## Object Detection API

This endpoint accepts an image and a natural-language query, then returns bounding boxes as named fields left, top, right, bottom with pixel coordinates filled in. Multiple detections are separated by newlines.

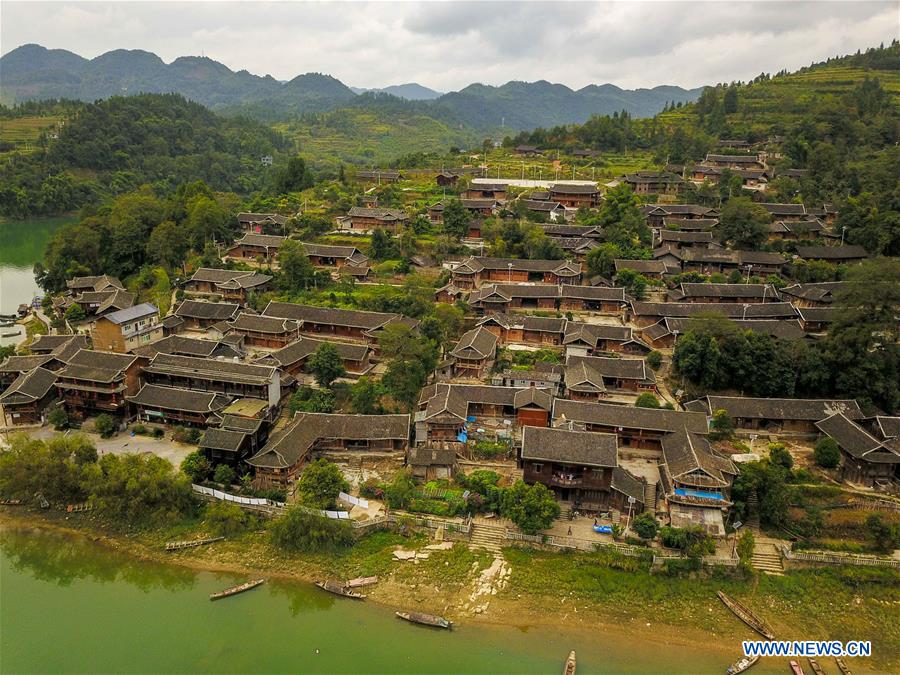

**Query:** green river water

left=0, top=216, right=72, bottom=316
left=0, top=524, right=799, bottom=675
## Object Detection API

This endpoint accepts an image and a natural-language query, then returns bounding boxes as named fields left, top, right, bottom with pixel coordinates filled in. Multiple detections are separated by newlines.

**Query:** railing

left=505, top=530, right=651, bottom=557
left=782, top=544, right=900, bottom=569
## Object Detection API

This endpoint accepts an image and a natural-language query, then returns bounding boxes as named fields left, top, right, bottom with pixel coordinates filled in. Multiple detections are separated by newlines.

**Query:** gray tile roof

left=521, top=426, right=617, bottom=467
left=0, top=367, right=57, bottom=404
left=553, top=399, right=708, bottom=433
left=700, top=396, right=864, bottom=421
left=127, top=384, right=232, bottom=414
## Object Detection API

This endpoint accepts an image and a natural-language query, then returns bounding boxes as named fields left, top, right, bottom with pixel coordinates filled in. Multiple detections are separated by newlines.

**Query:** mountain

left=350, top=83, right=443, bottom=100
left=0, top=44, right=698, bottom=131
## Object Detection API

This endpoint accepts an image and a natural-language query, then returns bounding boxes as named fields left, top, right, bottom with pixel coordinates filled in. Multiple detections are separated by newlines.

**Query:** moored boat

left=395, top=611, right=452, bottom=629
left=726, top=654, right=759, bottom=674
left=563, top=650, right=576, bottom=675
left=834, top=658, right=851, bottom=675
left=789, top=660, right=806, bottom=675
left=315, top=580, right=366, bottom=599
left=807, top=659, right=826, bottom=675
left=717, top=591, right=776, bottom=640
left=209, top=578, right=265, bottom=601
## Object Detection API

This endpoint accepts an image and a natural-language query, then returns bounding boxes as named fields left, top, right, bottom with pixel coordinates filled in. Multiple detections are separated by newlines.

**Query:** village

left=2, top=140, right=898, bottom=593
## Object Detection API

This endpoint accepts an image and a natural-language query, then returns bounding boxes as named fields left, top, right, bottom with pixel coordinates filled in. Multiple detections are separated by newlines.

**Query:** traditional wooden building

left=641, top=204, right=718, bottom=228
left=183, top=268, right=272, bottom=304
left=795, top=245, right=868, bottom=264
left=345, top=207, right=409, bottom=234
left=815, top=413, right=900, bottom=488
left=779, top=282, right=845, bottom=308
left=477, top=314, right=567, bottom=346
left=627, top=300, right=798, bottom=328
left=685, top=396, right=864, bottom=435
left=621, top=171, right=684, bottom=195
left=759, top=203, right=809, bottom=221
left=236, top=212, right=288, bottom=234
left=301, top=243, right=369, bottom=269
left=226, top=313, right=301, bottom=349
left=639, top=317, right=806, bottom=349
left=464, top=183, right=508, bottom=200
left=467, top=285, right=560, bottom=313
left=55, top=349, right=142, bottom=420
left=613, top=258, right=670, bottom=280
left=0, top=367, right=58, bottom=427
left=656, top=248, right=785, bottom=275
left=702, top=153, right=765, bottom=170
left=408, top=447, right=458, bottom=481
left=173, top=300, right=241, bottom=330
left=558, top=285, right=627, bottom=314
left=562, top=323, right=651, bottom=357
left=656, top=230, right=714, bottom=249
left=247, top=412, right=409, bottom=487
left=765, top=219, right=824, bottom=242
left=131, top=334, right=243, bottom=360
left=447, top=327, right=498, bottom=379
left=262, top=302, right=416, bottom=350
left=255, top=337, right=372, bottom=377
left=90, top=303, right=163, bottom=353
left=520, top=199, right=567, bottom=222
left=451, top=256, right=581, bottom=289
left=564, top=356, right=657, bottom=400
left=548, top=183, right=600, bottom=209
left=552, top=399, right=708, bottom=451
left=491, top=363, right=564, bottom=394
left=356, top=170, right=402, bottom=184
left=200, top=414, right=269, bottom=468
left=223, top=233, right=286, bottom=263
left=667, top=283, right=781, bottom=304
left=142, top=353, right=282, bottom=410
left=128, top=384, right=232, bottom=427
left=797, top=307, right=840, bottom=333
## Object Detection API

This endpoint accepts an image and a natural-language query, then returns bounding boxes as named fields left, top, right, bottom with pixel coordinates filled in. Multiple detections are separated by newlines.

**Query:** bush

left=768, top=442, right=794, bottom=470
left=646, top=351, right=662, bottom=370
left=47, top=407, right=69, bottom=431
left=708, top=409, right=734, bottom=441
left=865, top=513, right=899, bottom=553
left=296, top=459, right=348, bottom=510
left=172, top=426, right=202, bottom=444
left=659, top=525, right=715, bottom=558
left=131, top=423, right=149, bottom=435
left=205, top=500, right=255, bottom=536
left=813, top=437, right=841, bottom=469
left=631, top=512, right=659, bottom=540
left=383, top=469, right=416, bottom=509
left=152, top=427, right=164, bottom=439
left=472, top=439, right=509, bottom=459
left=94, top=414, right=117, bottom=438
left=736, top=529, right=755, bottom=565
left=360, top=477, right=383, bottom=499
left=213, top=464, right=237, bottom=486
left=635, top=393, right=660, bottom=409
left=180, top=450, right=212, bottom=483
left=270, top=506, right=353, bottom=553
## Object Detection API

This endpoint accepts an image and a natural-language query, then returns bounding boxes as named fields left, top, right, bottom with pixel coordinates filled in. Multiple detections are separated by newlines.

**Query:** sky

left=2, top=1, right=897, bottom=92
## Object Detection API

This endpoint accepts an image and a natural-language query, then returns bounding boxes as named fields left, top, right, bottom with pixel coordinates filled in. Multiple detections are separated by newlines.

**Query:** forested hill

left=0, top=44, right=700, bottom=131
left=0, top=93, right=287, bottom=217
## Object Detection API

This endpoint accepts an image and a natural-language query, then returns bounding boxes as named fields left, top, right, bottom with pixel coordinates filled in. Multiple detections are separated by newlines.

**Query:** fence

left=782, top=545, right=900, bottom=569
left=192, top=485, right=350, bottom=520
left=505, top=531, right=652, bottom=558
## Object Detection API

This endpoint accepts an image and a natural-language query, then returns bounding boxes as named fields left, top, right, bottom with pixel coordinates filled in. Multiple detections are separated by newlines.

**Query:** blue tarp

left=466, top=416, right=477, bottom=423
left=593, top=525, right=613, bottom=534
left=675, top=488, right=725, bottom=500
left=457, top=432, right=468, bottom=442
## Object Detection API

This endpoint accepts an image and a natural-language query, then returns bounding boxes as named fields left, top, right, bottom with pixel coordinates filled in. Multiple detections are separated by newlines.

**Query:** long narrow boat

left=789, top=661, right=806, bottom=675
left=807, top=659, right=826, bottom=675
left=395, top=611, right=453, bottom=629
left=717, top=591, right=776, bottom=640
left=315, top=580, right=366, bottom=599
left=834, top=658, right=852, bottom=675
left=209, top=578, right=265, bottom=601
left=563, top=650, right=577, bottom=675
left=726, top=654, right=760, bottom=674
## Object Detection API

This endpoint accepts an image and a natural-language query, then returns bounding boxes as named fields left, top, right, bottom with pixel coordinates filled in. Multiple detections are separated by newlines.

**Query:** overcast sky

left=2, top=1, right=897, bottom=91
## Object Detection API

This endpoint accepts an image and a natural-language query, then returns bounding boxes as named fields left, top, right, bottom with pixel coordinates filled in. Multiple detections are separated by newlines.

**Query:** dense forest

left=0, top=94, right=287, bottom=217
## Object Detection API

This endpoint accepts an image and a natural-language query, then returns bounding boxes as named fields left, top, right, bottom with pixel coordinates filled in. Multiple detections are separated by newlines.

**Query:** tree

left=441, top=199, right=471, bottom=239
left=147, top=220, right=189, bottom=270
left=708, top=409, right=734, bottom=441
left=47, top=407, right=69, bottom=431
left=718, top=197, right=772, bottom=250
left=181, top=450, right=212, bottom=483
left=94, top=414, right=117, bottom=439
left=383, top=469, right=416, bottom=509
left=736, top=529, right=755, bottom=565
left=646, top=350, right=662, bottom=370
left=632, top=512, right=659, bottom=540
left=380, top=323, right=438, bottom=409
left=296, top=459, right=348, bottom=510
left=615, top=269, right=649, bottom=299
left=813, top=437, right=841, bottom=469
left=635, top=393, right=660, bottom=409
left=205, top=500, right=255, bottom=537
left=185, top=196, right=231, bottom=249
left=270, top=506, right=353, bottom=552
left=865, top=513, right=899, bottom=553
left=500, top=480, right=560, bottom=535
left=278, top=239, right=315, bottom=292
left=288, top=387, right=335, bottom=414
left=349, top=377, right=385, bottom=414
left=213, top=464, right=236, bottom=486
left=274, top=155, right=314, bottom=194
left=308, top=343, right=346, bottom=388
left=723, top=85, right=739, bottom=114
left=370, top=228, right=398, bottom=260
left=585, top=242, right=622, bottom=279
left=65, top=303, right=86, bottom=323
left=768, top=443, right=794, bottom=470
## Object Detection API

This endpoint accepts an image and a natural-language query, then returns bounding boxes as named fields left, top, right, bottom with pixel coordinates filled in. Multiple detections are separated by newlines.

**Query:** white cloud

left=1, top=1, right=896, bottom=91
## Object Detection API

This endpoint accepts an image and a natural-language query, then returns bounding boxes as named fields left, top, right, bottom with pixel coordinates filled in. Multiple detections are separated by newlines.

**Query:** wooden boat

left=209, top=578, right=265, bottom=601
left=834, top=658, right=851, bottom=675
left=345, top=575, right=378, bottom=588
left=315, top=580, right=366, bottom=599
left=395, top=611, right=452, bottom=629
left=563, top=650, right=576, bottom=675
left=807, top=659, right=826, bottom=675
left=789, top=661, right=806, bottom=675
left=717, top=591, right=775, bottom=640
left=726, top=654, right=759, bottom=674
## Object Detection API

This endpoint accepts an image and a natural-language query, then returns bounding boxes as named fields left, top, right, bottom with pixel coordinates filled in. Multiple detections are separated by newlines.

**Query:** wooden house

left=563, top=355, right=657, bottom=400
left=55, top=349, right=142, bottom=420
left=345, top=207, right=409, bottom=234
left=255, top=337, right=372, bottom=377
left=199, top=414, right=269, bottom=468
left=173, top=300, right=241, bottom=330
left=131, top=334, right=242, bottom=360
left=301, top=243, right=369, bottom=269
left=816, top=413, right=900, bottom=488
left=656, top=230, right=714, bottom=249
left=621, top=171, right=683, bottom=195
left=627, top=300, right=798, bottom=328
left=640, top=204, right=718, bottom=228
left=223, top=233, right=285, bottom=263
left=797, top=307, right=840, bottom=333
left=779, top=282, right=845, bottom=308
left=356, top=170, right=402, bottom=184
left=236, top=212, right=288, bottom=234
left=667, top=283, right=780, bottom=304
left=464, top=183, right=508, bottom=200
left=520, top=199, right=567, bottom=221
left=796, top=245, right=868, bottom=264
left=451, top=256, right=581, bottom=289
left=759, top=203, right=809, bottom=222
left=685, top=396, right=864, bottom=435
left=447, top=327, right=498, bottom=379
left=90, top=303, right=163, bottom=353
left=639, top=317, right=806, bottom=349
left=408, top=447, right=458, bottom=481
left=247, top=412, right=409, bottom=487
left=491, top=363, right=564, bottom=395
left=765, top=219, right=824, bottom=242
left=514, top=146, right=539, bottom=156
left=702, top=153, right=765, bottom=170
left=548, top=183, right=600, bottom=209
left=558, top=285, right=627, bottom=314
left=467, top=284, right=560, bottom=313
left=477, top=314, right=567, bottom=346
left=226, top=313, right=301, bottom=349
left=0, top=367, right=58, bottom=427
left=613, top=258, right=670, bottom=280
left=128, top=384, right=232, bottom=427
left=562, top=323, right=650, bottom=358
left=658, top=248, right=785, bottom=275
left=184, top=268, right=272, bottom=305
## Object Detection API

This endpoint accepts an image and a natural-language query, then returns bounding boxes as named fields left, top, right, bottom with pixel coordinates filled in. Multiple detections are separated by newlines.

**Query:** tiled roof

left=521, top=426, right=617, bottom=467
left=699, top=396, right=864, bottom=422
left=128, top=384, right=231, bottom=414
left=174, top=300, right=241, bottom=321
left=553, top=399, right=708, bottom=433
left=0, top=367, right=57, bottom=404
left=450, top=327, right=498, bottom=360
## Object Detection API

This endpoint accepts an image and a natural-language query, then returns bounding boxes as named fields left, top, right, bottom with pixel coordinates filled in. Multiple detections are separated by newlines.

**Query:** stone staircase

left=469, top=522, right=506, bottom=553
left=751, top=540, right=785, bottom=575
left=643, top=481, right=657, bottom=514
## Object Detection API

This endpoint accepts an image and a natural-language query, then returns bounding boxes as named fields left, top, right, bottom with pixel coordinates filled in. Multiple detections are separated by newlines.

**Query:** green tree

left=181, top=450, right=212, bottom=483
left=383, top=469, right=417, bottom=509
left=185, top=196, right=231, bottom=248
left=769, top=443, right=793, bottom=470
left=349, top=377, right=385, bottom=414
left=274, top=155, right=314, bottom=194
left=296, top=459, right=348, bottom=510
left=380, top=323, right=438, bottom=409
left=632, top=512, right=659, bottom=540
left=708, top=409, right=734, bottom=441
left=813, top=437, right=841, bottom=469
left=865, top=513, right=899, bottom=553
left=47, top=407, right=69, bottom=431
left=370, top=228, right=399, bottom=260
left=646, top=351, right=662, bottom=370
left=94, top=414, right=117, bottom=439
left=147, top=220, right=189, bottom=270
left=65, top=303, right=86, bottom=323
left=500, top=480, right=561, bottom=535
left=441, top=199, right=471, bottom=239
left=635, top=393, right=660, bottom=408
left=213, top=464, right=237, bottom=486
left=585, top=242, right=622, bottom=279
left=205, top=500, right=255, bottom=537
left=270, top=506, right=353, bottom=552
left=308, top=343, right=346, bottom=388
left=718, top=196, right=771, bottom=250
left=278, top=239, right=315, bottom=292
left=288, top=387, right=335, bottom=414
left=736, top=529, right=755, bottom=565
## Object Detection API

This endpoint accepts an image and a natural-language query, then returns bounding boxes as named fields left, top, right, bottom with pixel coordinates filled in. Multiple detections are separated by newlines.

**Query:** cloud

left=1, top=1, right=896, bottom=91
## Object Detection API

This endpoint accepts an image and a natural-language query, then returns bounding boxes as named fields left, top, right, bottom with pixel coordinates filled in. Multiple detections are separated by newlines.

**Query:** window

left=532, top=463, right=543, bottom=473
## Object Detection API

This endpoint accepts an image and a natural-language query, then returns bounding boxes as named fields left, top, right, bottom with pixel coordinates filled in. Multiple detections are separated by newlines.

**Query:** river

left=0, top=524, right=801, bottom=675
left=0, top=216, right=73, bottom=345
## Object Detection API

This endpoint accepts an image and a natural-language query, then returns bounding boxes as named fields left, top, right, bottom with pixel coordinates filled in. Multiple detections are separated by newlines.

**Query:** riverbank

left=2, top=508, right=897, bottom=672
